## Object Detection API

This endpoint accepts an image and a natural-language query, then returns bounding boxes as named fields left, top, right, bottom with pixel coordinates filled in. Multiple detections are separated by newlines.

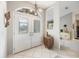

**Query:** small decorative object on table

left=43, top=32, right=54, bottom=49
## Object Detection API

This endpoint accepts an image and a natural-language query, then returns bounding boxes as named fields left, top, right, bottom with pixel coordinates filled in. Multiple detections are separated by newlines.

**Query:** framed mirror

left=47, top=20, right=53, bottom=29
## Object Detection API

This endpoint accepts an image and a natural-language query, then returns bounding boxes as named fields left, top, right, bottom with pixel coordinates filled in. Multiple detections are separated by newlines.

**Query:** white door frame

left=13, top=10, right=43, bottom=54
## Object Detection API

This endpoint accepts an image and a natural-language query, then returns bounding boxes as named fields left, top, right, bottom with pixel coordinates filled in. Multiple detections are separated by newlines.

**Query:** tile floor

left=8, top=45, right=79, bottom=58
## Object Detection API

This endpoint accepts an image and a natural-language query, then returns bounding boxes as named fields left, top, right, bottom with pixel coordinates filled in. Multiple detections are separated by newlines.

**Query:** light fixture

left=38, top=8, right=43, bottom=12
left=30, top=9, right=33, bottom=12
left=34, top=1, right=38, bottom=16
left=17, top=1, right=43, bottom=16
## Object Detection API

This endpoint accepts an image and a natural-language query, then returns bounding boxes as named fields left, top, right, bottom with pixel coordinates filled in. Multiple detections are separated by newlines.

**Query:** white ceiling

left=28, top=1, right=56, bottom=9
left=60, top=1, right=79, bottom=17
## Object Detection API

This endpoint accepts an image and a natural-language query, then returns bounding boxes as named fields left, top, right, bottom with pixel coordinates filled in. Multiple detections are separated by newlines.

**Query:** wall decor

left=47, top=20, right=53, bottom=29
left=5, top=11, right=10, bottom=27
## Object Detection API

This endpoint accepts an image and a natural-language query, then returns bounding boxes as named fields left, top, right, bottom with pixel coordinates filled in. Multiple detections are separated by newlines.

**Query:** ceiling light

left=30, top=9, right=33, bottom=12
left=35, top=12, right=38, bottom=16
left=34, top=1, right=38, bottom=16
left=38, top=8, right=43, bottom=12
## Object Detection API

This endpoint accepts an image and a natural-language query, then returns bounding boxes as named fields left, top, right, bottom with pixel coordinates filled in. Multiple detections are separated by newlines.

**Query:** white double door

left=13, top=12, right=43, bottom=53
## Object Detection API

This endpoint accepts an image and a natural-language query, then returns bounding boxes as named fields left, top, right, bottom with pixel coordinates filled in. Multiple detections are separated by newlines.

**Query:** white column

left=46, top=2, right=60, bottom=49
left=53, top=2, right=60, bottom=50
left=44, top=9, right=47, bottom=37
